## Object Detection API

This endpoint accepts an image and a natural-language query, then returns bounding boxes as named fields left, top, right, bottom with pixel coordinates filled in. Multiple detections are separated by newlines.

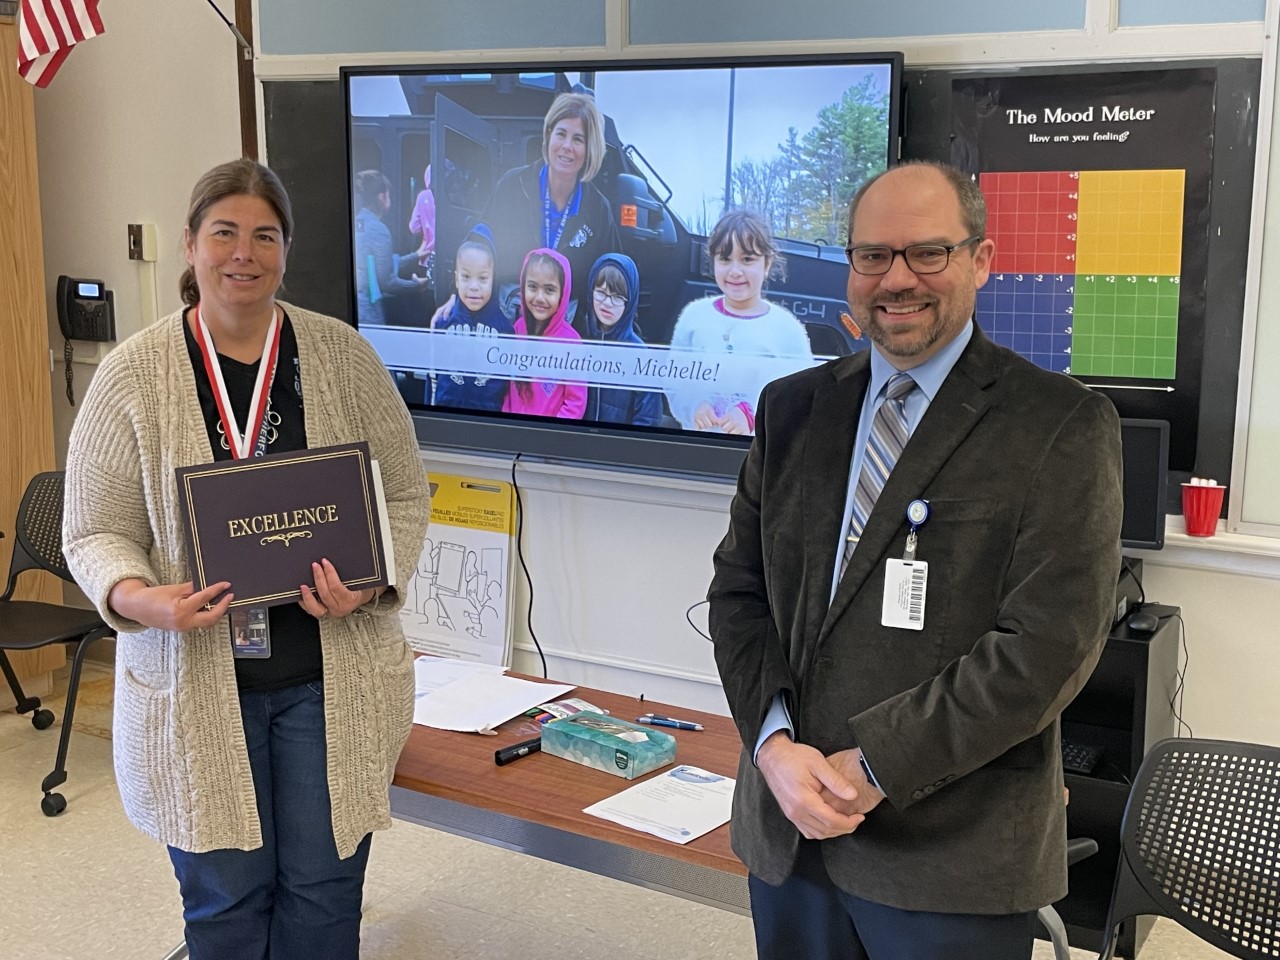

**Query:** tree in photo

left=793, top=75, right=890, bottom=244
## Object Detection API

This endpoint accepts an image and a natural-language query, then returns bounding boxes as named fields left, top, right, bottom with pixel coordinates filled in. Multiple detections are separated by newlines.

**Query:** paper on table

left=583, top=765, right=735, bottom=844
left=413, top=654, right=506, bottom=697
left=412, top=668, right=573, bottom=733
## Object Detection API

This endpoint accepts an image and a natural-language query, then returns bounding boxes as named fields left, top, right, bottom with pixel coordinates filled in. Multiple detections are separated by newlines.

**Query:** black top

left=183, top=309, right=323, bottom=692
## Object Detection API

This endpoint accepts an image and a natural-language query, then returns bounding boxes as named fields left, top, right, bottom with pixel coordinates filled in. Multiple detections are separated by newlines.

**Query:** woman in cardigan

left=62, top=159, right=430, bottom=960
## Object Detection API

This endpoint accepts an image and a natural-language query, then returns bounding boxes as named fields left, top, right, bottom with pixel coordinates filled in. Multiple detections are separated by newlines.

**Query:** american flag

left=16, top=0, right=103, bottom=88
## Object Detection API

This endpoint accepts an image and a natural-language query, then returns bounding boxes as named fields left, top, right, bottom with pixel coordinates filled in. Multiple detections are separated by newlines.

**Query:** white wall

left=35, top=0, right=242, bottom=467
left=1137, top=549, right=1280, bottom=746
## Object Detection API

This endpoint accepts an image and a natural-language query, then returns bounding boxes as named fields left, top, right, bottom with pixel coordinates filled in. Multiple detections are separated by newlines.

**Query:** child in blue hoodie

left=582, top=253, right=663, bottom=427
left=432, top=224, right=514, bottom=411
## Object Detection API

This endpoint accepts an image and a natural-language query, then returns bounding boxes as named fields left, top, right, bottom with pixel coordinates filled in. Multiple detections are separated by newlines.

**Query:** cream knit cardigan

left=63, top=304, right=431, bottom=858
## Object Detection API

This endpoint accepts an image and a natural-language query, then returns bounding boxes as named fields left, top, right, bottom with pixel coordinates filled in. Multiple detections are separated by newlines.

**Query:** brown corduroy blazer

left=709, top=326, right=1123, bottom=915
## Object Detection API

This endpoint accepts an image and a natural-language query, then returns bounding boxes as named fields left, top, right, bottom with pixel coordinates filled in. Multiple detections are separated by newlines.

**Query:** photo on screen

left=345, top=55, right=903, bottom=446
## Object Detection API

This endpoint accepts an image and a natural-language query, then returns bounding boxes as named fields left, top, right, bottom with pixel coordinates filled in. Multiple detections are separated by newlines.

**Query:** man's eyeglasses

left=844, top=236, right=983, bottom=276
left=593, top=289, right=627, bottom=308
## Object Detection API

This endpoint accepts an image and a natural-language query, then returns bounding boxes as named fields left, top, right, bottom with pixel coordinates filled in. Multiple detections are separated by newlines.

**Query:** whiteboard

left=1236, top=0, right=1280, bottom=532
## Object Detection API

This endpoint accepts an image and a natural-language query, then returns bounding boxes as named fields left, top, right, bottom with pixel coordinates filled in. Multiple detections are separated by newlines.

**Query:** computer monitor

left=1119, top=418, right=1169, bottom=550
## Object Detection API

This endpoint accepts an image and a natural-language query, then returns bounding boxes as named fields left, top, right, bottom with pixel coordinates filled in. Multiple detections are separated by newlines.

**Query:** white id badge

left=882, top=559, right=928, bottom=631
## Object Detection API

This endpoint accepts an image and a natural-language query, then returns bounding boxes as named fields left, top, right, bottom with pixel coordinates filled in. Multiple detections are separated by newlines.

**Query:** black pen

left=494, top=736, right=542, bottom=766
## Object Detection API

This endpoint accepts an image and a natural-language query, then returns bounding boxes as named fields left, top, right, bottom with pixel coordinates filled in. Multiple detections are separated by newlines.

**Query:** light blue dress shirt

left=752, top=321, right=976, bottom=782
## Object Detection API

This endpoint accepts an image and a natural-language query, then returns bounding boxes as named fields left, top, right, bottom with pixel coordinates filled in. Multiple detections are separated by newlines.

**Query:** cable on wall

left=510, top=452, right=548, bottom=679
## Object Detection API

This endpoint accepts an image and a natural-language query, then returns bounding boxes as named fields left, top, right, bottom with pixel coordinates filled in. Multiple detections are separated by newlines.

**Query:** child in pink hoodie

left=502, top=248, right=587, bottom=419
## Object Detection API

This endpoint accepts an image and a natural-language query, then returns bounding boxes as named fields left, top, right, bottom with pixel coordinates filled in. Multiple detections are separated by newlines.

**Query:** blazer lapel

left=801, top=357, right=870, bottom=648
left=819, top=331, right=999, bottom=645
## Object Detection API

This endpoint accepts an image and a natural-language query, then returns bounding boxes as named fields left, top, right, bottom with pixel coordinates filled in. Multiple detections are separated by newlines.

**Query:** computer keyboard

left=1061, top=740, right=1102, bottom=776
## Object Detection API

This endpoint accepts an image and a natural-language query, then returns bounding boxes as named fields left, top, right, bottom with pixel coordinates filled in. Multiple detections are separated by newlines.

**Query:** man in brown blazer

left=708, top=161, right=1123, bottom=959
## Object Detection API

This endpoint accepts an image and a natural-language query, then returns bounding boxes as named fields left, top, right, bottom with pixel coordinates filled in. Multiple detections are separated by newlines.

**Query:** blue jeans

left=168, top=681, right=372, bottom=960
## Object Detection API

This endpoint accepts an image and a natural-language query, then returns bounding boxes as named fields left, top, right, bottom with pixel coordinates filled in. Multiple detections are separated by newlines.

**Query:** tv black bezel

left=342, top=51, right=906, bottom=479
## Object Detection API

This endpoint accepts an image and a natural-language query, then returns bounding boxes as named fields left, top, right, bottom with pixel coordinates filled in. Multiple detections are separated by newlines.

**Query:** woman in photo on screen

left=431, top=223, right=513, bottom=412
left=501, top=247, right=587, bottom=419
left=479, top=90, right=621, bottom=323
left=665, top=208, right=813, bottom=435
left=61, top=159, right=431, bottom=960
left=582, top=252, right=663, bottom=427
left=354, top=168, right=428, bottom=326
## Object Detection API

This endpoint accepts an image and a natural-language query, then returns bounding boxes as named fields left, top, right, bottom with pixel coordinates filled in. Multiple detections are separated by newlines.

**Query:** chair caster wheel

left=41, top=792, right=67, bottom=817
left=32, top=709, right=55, bottom=730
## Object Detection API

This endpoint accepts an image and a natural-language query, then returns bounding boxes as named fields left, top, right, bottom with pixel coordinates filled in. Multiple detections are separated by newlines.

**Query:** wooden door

left=1, top=18, right=66, bottom=703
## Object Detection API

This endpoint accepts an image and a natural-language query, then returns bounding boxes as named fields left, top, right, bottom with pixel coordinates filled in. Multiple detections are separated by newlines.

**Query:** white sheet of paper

left=583, top=765, right=735, bottom=845
left=412, top=654, right=506, bottom=697
left=412, top=668, right=573, bottom=733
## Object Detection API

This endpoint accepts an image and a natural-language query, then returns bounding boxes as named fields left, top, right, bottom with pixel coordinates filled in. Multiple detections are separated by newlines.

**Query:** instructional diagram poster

left=951, top=68, right=1215, bottom=471
left=401, top=474, right=515, bottom=665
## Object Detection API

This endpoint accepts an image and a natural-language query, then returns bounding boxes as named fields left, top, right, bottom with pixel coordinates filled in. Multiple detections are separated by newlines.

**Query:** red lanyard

left=194, top=304, right=282, bottom=459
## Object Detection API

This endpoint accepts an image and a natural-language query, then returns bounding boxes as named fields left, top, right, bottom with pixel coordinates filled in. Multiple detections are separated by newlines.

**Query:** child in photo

left=582, top=253, right=663, bottom=427
left=408, top=163, right=435, bottom=273
left=432, top=224, right=514, bottom=411
left=502, top=248, right=587, bottom=419
left=666, top=209, right=813, bottom=434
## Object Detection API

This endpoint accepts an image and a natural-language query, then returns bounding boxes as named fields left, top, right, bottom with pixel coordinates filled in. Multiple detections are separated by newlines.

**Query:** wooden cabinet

left=1, top=19, right=64, bottom=703
left=1053, top=612, right=1181, bottom=958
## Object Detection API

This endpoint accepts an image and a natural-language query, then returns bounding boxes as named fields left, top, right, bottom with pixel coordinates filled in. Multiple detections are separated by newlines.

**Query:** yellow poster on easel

left=400, top=474, right=515, bottom=666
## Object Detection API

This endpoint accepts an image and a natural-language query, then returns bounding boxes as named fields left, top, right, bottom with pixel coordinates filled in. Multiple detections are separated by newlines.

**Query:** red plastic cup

left=1181, top=483, right=1225, bottom=537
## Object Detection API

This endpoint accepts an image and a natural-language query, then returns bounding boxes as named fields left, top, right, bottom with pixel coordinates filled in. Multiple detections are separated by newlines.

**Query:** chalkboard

left=264, top=57, right=1261, bottom=503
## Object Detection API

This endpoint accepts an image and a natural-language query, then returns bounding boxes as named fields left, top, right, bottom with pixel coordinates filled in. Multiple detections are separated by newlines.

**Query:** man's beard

left=861, top=295, right=951, bottom=358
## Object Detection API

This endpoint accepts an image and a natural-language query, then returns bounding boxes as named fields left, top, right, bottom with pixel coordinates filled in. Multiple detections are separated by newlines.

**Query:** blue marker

left=637, top=713, right=704, bottom=731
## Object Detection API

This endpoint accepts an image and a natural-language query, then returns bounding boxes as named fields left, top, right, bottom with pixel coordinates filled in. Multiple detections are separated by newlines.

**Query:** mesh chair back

left=1115, top=738, right=1280, bottom=958
left=4, top=472, right=72, bottom=596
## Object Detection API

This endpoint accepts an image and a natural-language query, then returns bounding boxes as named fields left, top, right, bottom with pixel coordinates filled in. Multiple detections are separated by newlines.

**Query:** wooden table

left=391, top=680, right=751, bottom=914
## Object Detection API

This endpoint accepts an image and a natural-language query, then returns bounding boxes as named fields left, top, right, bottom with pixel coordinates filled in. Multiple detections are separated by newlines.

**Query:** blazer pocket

left=924, top=497, right=999, bottom=523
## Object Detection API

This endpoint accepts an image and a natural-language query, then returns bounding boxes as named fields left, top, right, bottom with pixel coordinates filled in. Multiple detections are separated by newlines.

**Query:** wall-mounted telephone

left=57, top=275, right=115, bottom=342
left=56, top=275, right=116, bottom=407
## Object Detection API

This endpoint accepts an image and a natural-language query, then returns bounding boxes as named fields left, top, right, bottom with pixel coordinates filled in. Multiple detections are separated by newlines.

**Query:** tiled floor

left=1, top=663, right=1232, bottom=959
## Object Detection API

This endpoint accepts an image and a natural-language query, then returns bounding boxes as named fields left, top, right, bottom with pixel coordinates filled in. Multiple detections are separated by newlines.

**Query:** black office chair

left=1098, top=737, right=1280, bottom=960
left=0, top=471, right=114, bottom=816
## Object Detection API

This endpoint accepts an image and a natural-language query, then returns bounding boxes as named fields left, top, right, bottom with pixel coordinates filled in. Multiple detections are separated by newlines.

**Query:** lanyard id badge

left=230, top=607, right=270, bottom=658
left=883, top=499, right=930, bottom=631
left=196, top=305, right=282, bottom=658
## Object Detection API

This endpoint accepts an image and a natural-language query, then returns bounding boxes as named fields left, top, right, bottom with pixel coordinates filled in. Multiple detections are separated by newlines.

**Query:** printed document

left=583, top=765, right=735, bottom=844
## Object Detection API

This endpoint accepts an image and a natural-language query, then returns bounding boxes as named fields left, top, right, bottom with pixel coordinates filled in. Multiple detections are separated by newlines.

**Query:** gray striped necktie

left=840, top=372, right=916, bottom=577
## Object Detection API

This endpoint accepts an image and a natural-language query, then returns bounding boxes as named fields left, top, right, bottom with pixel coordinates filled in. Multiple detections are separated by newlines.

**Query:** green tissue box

left=541, top=714, right=676, bottom=780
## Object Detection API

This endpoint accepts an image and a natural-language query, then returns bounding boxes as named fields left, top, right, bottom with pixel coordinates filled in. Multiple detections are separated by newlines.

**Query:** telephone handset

left=56, top=275, right=116, bottom=406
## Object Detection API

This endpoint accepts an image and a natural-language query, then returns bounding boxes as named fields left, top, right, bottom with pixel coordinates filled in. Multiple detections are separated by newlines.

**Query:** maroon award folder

left=176, top=441, right=391, bottom=608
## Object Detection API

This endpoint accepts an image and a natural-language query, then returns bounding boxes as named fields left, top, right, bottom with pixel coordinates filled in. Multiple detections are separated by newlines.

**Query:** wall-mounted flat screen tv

left=344, top=54, right=904, bottom=476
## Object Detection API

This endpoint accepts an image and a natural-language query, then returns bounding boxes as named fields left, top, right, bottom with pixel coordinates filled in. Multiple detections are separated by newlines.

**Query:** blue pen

left=636, top=713, right=704, bottom=731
